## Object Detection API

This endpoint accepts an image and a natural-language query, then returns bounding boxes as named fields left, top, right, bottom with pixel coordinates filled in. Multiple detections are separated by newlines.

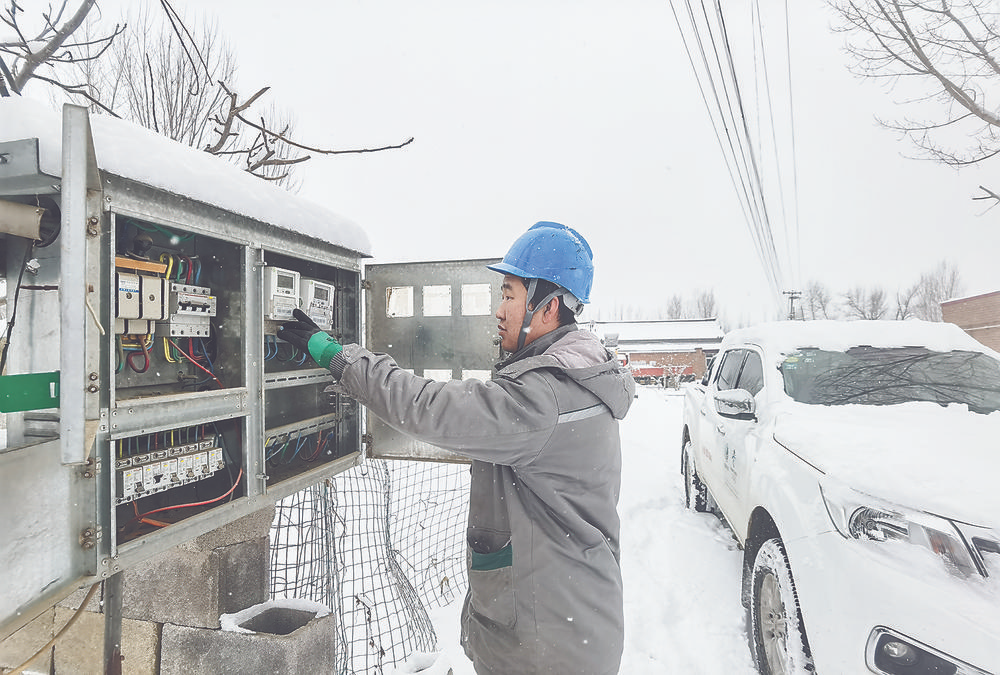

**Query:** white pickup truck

left=680, top=320, right=1000, bottom=675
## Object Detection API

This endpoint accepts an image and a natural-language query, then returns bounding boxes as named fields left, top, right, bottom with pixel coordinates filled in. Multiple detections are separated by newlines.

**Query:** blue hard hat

left=488, top=221, right=594, bottom=303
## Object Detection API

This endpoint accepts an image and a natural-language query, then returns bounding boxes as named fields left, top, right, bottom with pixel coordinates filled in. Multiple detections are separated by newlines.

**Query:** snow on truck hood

left=0, top=97, right=371, bottom=256
left=773, top=401, right=1000, bottom=527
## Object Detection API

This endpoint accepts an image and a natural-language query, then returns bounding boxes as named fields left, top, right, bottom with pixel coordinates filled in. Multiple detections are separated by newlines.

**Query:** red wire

left=133, top=468, right=243, bottom=522
left=168, top=338, right=223, bottom=388
left=124, top=336, right=152, bottom=373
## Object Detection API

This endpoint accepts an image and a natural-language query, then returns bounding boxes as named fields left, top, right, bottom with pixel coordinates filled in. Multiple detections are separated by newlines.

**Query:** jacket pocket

left=469, top=543, right=515, bottom=628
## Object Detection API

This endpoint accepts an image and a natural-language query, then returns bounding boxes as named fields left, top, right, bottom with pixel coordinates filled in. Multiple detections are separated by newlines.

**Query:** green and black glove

left=277, top=308, right=342, bottom=369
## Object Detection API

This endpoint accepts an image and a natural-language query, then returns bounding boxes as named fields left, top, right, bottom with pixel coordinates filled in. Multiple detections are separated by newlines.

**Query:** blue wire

left=289, top=432, right=310, bottom=462
left=197, top=338, right=214, bottom=373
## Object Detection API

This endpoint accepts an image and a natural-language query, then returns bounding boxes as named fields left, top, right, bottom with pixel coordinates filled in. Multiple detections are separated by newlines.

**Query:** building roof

left=585, top=318, right=725, bottom=352
left=940, top=289, right=1000, bottom=306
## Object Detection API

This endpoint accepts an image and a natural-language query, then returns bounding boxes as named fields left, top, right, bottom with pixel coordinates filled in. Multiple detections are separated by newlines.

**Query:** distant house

left=941, top=290, right=1000, bottom=352
left=586, top=318, right=725, bottom=385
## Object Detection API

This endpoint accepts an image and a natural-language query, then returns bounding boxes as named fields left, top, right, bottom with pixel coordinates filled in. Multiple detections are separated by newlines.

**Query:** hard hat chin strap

left=516, top=277, right=562, bottom=352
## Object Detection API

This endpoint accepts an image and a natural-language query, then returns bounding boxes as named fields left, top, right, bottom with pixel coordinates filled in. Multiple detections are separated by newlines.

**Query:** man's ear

left=543, top=296, right=560, bottom=321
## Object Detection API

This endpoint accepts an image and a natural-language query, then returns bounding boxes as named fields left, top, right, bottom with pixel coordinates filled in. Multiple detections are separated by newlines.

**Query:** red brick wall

left=941, top=291, right=1000, bottom=351
left=626, top=349, right=708, bottom=378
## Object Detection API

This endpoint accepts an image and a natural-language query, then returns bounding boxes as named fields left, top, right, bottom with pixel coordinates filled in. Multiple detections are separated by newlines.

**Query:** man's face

left=496, top=275, right=529, bottom=353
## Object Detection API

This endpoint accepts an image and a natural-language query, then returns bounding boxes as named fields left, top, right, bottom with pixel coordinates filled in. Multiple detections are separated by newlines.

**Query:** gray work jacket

left=327, top=325, right=635, bottom=674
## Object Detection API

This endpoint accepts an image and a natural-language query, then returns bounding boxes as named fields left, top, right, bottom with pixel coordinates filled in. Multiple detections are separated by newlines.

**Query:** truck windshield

left=780, top=346, right=1000, bottom=414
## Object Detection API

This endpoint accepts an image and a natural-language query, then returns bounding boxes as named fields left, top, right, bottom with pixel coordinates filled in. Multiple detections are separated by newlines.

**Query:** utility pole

left=783, top=290, right=801, bottom=320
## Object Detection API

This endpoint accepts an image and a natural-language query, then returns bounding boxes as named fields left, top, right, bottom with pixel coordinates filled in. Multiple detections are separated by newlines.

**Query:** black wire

left=0, top=241, right=36, bottom=374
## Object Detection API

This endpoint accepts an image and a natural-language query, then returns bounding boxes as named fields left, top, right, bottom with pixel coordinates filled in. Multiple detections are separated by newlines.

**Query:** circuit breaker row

left=115, top=270, right=217, bottom=337
left=114, top=438, right=224, bottom=505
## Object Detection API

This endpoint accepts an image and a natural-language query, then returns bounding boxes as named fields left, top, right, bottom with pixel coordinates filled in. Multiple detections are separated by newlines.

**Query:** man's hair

left=527, top=278, right=578, bottom=326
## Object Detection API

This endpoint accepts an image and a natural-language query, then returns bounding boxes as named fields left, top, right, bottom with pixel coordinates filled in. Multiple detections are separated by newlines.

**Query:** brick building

left=586, top=318, right=725, bottom=385
left=941, top=290, right=1000, bottom=352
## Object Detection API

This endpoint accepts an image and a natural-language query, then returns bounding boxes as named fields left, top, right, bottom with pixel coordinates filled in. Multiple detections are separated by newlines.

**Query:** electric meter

left=264, top=266, right=301, bottom=320
left=300, top=278, right=335, bottom=330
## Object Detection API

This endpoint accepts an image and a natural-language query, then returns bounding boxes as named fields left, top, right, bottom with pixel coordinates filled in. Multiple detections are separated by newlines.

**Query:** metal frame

left=364, top=258, right=502, bottom=462
left=0, top=104, right=367, bottom=639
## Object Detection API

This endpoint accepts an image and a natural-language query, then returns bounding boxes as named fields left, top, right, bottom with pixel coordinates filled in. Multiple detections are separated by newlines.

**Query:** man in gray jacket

left=279, top=222, right=635, bottom=674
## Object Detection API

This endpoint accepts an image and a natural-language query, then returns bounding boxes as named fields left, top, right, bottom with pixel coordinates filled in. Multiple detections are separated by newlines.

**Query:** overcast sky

left=91, top=0, right=997, bottom=326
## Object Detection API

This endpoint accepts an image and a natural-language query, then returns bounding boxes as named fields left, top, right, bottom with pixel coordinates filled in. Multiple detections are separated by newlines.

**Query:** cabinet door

left=364, top=258, right=501, bottom=462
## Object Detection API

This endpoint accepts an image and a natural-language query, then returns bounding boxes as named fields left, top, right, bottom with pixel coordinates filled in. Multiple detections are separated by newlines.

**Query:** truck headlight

left=819, top=480, right=981, bottom=577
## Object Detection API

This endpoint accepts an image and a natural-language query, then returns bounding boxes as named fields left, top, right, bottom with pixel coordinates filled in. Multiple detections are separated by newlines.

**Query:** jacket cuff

left=327, top=348, right=351, bottom=380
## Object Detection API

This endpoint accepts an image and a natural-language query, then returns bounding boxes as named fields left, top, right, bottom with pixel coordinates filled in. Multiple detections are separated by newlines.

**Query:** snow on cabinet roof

left=0, top=98, right=371, bottom=256
left=726, top=319, right=998, bottom=358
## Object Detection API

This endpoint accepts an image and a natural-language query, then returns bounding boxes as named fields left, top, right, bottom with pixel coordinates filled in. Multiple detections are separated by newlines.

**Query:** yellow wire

left=159, top=252, right=174, bottom=280
left=162, top=337, right=177, bottom=362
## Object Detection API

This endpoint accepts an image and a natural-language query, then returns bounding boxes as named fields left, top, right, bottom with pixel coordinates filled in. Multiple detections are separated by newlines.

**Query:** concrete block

left=217, top=536, right=270, bottom=616
left=48, top=608, right=159, bottom=675
left=160, top=602, right=334, bottom=675
left=120, top=535, right=269, bottom=628
left=122, top=546, right=221, bottom=628
left=179, top=506, right=275, bottom=552
left=0, top=607, right=54, bottom=674
left=0, top=606, right=158, bottom=675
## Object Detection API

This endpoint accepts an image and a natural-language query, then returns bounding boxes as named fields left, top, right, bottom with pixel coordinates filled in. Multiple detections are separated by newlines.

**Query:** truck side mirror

left=714, top=389, right=757, bottom=421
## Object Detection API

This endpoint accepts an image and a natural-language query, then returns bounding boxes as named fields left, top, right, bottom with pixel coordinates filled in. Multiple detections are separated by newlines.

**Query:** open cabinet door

left=364, top=258, right=502, bottom=462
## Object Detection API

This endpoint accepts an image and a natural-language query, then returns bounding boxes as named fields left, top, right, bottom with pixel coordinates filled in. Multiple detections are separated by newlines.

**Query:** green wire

left=121, top=217, right=194, bottom=241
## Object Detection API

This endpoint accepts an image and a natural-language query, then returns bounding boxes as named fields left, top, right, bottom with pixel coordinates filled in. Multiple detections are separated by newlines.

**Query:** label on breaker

left=122, top=467, right=143, bottom=501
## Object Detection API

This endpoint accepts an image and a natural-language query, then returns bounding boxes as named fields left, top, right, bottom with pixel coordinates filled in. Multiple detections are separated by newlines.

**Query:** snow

left=728, top=319, right=1000, bottom=363
left=423, top=388, right=758, bottom=674
left=219, top=597, right=330, bottom=634
left=775, top=401, right=1000, bottom=525
left=0, top=98, right=371, bottom=256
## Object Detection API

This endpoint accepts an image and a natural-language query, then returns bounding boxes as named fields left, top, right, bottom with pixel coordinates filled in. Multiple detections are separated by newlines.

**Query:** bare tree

left=829, top=0, right=1000, bottom=176
left=843, top=285, right=890, bottom=319
left=894, top=280, right=921, bottom=319
left=914, top=260, right=963, bottom=320
left=666, top=294, right=685, bottom=320
left=694, top=289, right=717, bottom=318
left=803, top=280, right=836, bottom=319
left=3, top=1, right=413, bottom=187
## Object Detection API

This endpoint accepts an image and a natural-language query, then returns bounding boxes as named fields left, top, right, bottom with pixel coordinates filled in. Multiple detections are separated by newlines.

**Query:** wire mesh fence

left=270, top=458, right=470, bottom=674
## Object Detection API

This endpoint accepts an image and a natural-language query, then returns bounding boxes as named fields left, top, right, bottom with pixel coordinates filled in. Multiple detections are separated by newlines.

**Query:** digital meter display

left=277, top=273, right=295, bottom=290
left=314, top=286, right=329, bottom=301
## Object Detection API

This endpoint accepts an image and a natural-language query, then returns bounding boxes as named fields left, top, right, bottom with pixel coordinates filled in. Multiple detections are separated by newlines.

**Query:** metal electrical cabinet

left=0, top=102, right=367, bottom=639
left=0, top=101, right=509, bottom=641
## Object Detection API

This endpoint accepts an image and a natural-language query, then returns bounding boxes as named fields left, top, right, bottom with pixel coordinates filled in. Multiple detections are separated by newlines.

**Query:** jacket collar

left=496, top=324, right=578, bottom=370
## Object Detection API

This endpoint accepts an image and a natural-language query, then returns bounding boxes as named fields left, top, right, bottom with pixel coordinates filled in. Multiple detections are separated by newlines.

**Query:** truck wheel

left=683, top=440, right=708, bottom=512
left=750, top=538, right=815, bottom=674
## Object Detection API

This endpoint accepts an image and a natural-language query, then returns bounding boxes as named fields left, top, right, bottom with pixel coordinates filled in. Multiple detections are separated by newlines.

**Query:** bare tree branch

left=11, top=0, right=97, bottom=93
left=829, top=0, right=1000, bottom=165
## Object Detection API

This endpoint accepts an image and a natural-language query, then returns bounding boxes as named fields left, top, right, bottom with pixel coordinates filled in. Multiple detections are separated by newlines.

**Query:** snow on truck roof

left=725, top=319, right=999, bottom=358
left=0, top=98, right=371, bottom=257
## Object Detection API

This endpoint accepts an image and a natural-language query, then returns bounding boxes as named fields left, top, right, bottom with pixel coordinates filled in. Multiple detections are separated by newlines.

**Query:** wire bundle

left=668, top=0, right=801, bottom=306
left=265, top=428, right=332, bottom=467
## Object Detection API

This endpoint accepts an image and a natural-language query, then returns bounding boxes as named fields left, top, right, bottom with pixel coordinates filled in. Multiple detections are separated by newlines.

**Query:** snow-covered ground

left=422, top=386, right=758, bottom=674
